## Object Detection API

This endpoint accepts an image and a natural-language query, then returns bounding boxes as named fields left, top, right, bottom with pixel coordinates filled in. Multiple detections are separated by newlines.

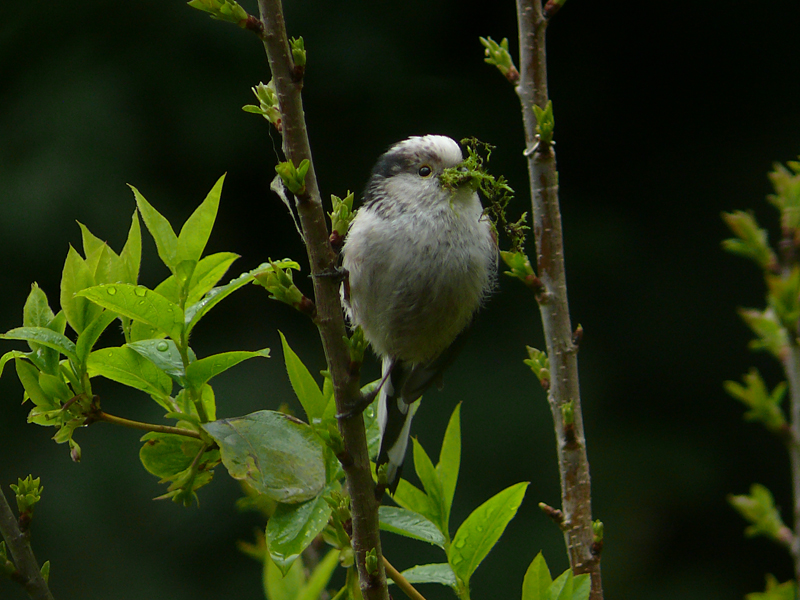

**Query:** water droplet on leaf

left=106, top=287, right=117, bottom=295
left=156, top=341, right=169, bottom=352
left=134, top=286, right=147, bottom=297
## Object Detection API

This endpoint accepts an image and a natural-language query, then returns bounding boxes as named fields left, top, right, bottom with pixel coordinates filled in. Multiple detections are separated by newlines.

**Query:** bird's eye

left=418, top=165, right=433, bottom=178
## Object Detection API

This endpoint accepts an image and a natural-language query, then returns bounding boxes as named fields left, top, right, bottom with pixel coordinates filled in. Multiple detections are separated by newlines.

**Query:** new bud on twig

left=572, top=324, right=584, bottom=347
left=479, top=37, right=520, bottom=84
left=729, top=484, right=795, bottom=549
left=275, top=159, right=311, bottom=196
left=592, top=520, right=604, bottom=556
left=724, top=368, right=788, bottom=436
left=253, top=259, right=316, bottom=318
left=329, top=191, right=356, bottom=252
left=343, top=326, right=367, bottom=377
left=532, top=101, right=555, bottom=148
left=289, top=36, right=306, bottom=80
left=243, top=80, right=282, bottom=132
left=721, top=211, right=778, bottom=273
left=187, top=0, right=249, bottom=25
left=524, top=346, right=550, bottom=390
left=365, top=548, right=379, bottom=575
left=10, top=476, right=42, bottom=532
left=543, top=0, right=567, bottom=19
left=500, top=250, right=543, bottom=291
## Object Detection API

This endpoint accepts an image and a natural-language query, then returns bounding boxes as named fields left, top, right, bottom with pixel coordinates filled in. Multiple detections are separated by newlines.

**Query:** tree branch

left=783, top=341, right=800, bottom=583
left=90, top=410, right=204, bottom=440
left=382, top=556, right=428, bottom=600
left=0, top=485, right=54, bottom=600
left=515, top=1, right=603, bottom=597
left=255, top=1, right=388, bottom=598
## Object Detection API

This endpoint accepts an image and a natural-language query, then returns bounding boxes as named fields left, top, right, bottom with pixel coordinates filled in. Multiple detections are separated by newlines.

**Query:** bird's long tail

left=376, top=358, right=419, bottom=492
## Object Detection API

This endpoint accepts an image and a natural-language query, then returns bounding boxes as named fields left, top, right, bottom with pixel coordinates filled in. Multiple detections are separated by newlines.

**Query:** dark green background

left=3, top=1, right=800, bottom=598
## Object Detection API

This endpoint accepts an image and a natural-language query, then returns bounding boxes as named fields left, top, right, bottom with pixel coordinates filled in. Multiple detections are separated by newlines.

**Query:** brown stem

left=91, top=411, right=203, bottom=440
left=255, top=2, right=387, bottom=598
left=782, top=342, right=800, bottom=582
left=382, top=556, right=428, bottom=600
left=515, top=0, right=603, bottom=597
left=0, top=485, right=54, bottom=600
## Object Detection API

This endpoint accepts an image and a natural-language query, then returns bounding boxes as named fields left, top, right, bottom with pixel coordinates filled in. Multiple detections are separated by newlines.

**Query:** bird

left=340, top=134, right=497, bottom=491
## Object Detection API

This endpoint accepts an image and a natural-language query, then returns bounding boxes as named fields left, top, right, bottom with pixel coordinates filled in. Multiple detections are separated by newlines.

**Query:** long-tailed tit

left=341, top=135, right=497, bottom=490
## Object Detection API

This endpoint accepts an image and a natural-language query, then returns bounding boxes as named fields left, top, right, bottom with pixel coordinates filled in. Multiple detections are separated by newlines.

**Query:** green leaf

left=571, top=574, right=591, bottom=600
left=77, top=283, right=185, bottom=342
left=436, top=403, right=461, bottom=531
left=448, top=481, right=529, bottom=587
left=267, top=494, right=333, bottom=575
left=724, top=368, right=787, bottom=433
left=15, top=359, right=56, bottom=408
left=177, top=174, right=224, bottom=264
left=146, top=251, right=239, bottom=308
left=140, top=432, right=205, bottom=479
left=1, top=327, right=78, bottom=363
left=185, top=252, right=239, bottom=304
left=378, top=506, right=446, bottom=548
left=0, top=351, right=26, bottom=377
left=264, top=553, right=306, bottom=600
left=185, top=349, right=270, bottom=391
left=522, top=553, right=552, bottom=600
left=38, top=372, right=72, bottom=404
left=412, top=437, right=446, bottom=534
left=391, top=479, right=434, bottom=521
left=87, top=347, right=173, bottom=409
left=21, top=285, right=61, bottom=374
left=130, top=184, right=179, bottom=271
left=60, top=245, right=101, bottom=334
left=120, top=210, right=142, bottom=284
left=184, top=269, right=258, bottom=335
left=76, top=310, right=118, bottom=365
left=78, top=221, right=105, bottom=259
left=295, top=548, right=340, bottom=600
left=23, top=283, right=55, bottom=329
left=721, top=210, right=777, bottom=270
left=746, top=574, right=798, bottom=600
left=548, top=569, right=573, bottom=600
left=279, top=331, right=326, bottom=422
left=399, top=563, right=458, bottom=589
left=127, top=339, right=186, bottom=385
left=202, top=410, right=326, bottom=503
left=198, top=383, right=217, bottom=422
left=729, top=483, right=792, bottom=543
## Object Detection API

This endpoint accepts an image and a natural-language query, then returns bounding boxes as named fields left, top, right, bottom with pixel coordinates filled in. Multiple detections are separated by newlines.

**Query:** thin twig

left=255, top=1, right=388, bottom=598
left=783, top=342, right=800, bottom=582
left=0, top=485, right=54, bottom=600
left=515, top=0, right=603, bottom=597
left=382, top=556, right=427, bottom=600
left=91, top=411, right=204, bottom=440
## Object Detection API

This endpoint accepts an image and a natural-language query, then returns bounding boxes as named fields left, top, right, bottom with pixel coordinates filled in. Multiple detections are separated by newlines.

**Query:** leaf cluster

left=724, top=156, right=800, bottom=595
left=728, top=484, right=793, bottom=547
left=0, top=176, right=278, bottom=504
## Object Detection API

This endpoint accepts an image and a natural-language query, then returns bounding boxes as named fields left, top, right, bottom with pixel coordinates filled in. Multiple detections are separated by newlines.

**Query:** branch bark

left=0, top=485, right=54, bottom=600
left=255, top=2, right=388, bottom=598
left=783, top=341, right=800, bottom=584
left=515, top=1, right=603, bottom=597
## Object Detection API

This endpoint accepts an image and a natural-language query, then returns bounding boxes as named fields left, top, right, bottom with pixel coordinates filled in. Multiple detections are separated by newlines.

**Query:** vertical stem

left=255, top=2, right=388, bottom=599
left=0, top=485, right=54, bottom=600
left=515, top=1, right=603, bottom=597
left=783, top=342, right=800, bottom=584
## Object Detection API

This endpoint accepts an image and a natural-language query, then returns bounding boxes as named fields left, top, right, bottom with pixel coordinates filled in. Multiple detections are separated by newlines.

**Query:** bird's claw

left=335, top=387, right=378, bottom=420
